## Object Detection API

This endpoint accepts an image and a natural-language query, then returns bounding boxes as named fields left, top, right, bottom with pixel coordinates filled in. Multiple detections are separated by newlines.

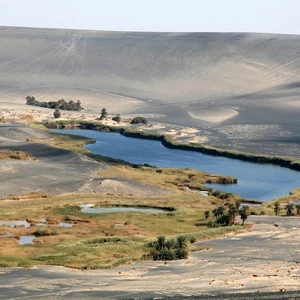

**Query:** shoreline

left=45, top=120, right=300, bottom=172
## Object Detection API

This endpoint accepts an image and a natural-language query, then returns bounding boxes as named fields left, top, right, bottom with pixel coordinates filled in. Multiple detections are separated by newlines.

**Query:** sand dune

left=0, top=26, right=300, bottom=156
left=188, top=107, right=239, bottom=124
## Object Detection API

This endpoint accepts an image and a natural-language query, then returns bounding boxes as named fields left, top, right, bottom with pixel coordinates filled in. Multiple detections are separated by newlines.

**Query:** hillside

left=0, top=26, right=300, bottom=157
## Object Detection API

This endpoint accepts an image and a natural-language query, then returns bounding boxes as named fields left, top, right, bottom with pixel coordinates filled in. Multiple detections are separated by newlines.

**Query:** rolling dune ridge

left=0, top=26, right=300, bottom=156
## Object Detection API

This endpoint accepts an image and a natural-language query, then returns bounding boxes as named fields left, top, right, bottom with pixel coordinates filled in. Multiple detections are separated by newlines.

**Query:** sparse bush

left=189, top=236, right=196, bottom=244
left=33, top=229, right=48, bottom=236
left=239, top=206, right=249, bottom=225
left=285, top=203, right=294, bottom=216
left=54, top=109, right=61, bottom=118
left=112, top=114, right=121, bottom=123
left=100, top=108, right=108, bottom=120
left=130, top=117, right=148, bottom=125
left=204, top=210, right=210, bottom=220
left=273, top=201, right=280, bottom=216
left=175, top=247, right=188, bottom=259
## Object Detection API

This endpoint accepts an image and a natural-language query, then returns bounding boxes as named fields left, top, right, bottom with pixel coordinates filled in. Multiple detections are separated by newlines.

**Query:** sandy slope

left=0, top=122, right=168, bottom=198
left=0, top=26, right=300, bottom=157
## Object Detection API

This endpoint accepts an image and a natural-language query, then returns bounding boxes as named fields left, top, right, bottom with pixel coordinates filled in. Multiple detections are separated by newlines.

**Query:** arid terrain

left=0, top=26, right=299, bottom=299
left=0, top=26, right=300, bottom=157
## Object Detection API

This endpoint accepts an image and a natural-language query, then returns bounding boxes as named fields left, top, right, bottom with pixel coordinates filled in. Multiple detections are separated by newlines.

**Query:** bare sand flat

left=0, top=27, right=300, bottom=157
left=0, top=216, right=298, bottom=299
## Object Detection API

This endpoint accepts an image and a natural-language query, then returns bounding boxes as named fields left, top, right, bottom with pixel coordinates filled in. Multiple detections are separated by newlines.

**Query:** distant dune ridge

left=0, top=26, right=300, bottom=157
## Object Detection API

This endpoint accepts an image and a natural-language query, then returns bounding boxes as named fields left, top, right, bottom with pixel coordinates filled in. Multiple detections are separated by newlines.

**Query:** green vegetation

left=285, top=203, right=294, bottom=216
left=100, top=108, right=108, bottom=120
left=273, top=201, right=280, bottom=216
left=145, top=235, right=189, bottom=261
left=26, top=96, right=83, bottom=111
left=207, top=202, right=249, bottom=227
left=204, top=210, right=210, bottom=220
left=130, top=116, right=148, bottom=125
left=53, top=108, right=61, bottom=118
left=239, top=205, right=249, bottom=225
left=112, top=114, right=121, bottom=123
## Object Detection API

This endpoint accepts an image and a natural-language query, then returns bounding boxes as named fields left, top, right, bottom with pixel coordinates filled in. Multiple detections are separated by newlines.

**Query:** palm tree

left=228, top=203, right=238, bottom=225
left=239, top=206, right=249, bottom=226
left=273, top=201, right=280, bottom=216
left=176, top=236, right=187, bottom=249
left=285, top=203, right=294, bottom=216
left=156, top=235, right=166, bottom=251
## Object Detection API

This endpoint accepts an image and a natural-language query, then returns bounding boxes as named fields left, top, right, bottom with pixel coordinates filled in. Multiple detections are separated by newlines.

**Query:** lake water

left=0, top=220, right=31, bottom=228
left=80, top=204, right=165, bottom=214
left=19, top=236, right=35, bottom=245
left=53, top=129, right=300, bottom=201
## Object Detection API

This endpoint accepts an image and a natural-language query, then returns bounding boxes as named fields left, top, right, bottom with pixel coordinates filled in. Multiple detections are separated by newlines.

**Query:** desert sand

left=0, top=26, right=300, bottom=157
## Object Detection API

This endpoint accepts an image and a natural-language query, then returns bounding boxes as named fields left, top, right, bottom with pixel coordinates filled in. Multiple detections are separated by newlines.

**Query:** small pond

left=58, top=222, right=73, bottom=227
left=0, top=220, right=31, bottom=228
left=19, top=236, right=35, bottom=245
left=0, top=233, right=15, bottom=238
left=80, top=204, right=166, bottom=214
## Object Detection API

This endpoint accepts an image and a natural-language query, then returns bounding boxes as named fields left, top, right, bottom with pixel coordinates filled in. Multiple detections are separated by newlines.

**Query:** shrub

left=153, top=249, right=176, bottom=261
left=112, top=114, right=121, bottom=123
left=130, top=117, right=148, bottom=125
left=33, top=229, right=48, bottom=236
left=54, top=109, right=61, bottom=118
left=100, top=108, right=108, bottom=120
left=189, top=236, right=196, bottom=243
left=175, top=248, right=188, bottom=259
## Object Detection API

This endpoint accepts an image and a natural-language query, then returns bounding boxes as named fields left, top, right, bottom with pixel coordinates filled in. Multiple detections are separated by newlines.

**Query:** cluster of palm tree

left=205, top=202, right=249, bottom=227
left=145, top=235, right=189, bottom=261
left=273, top=201, right=300, bottom=216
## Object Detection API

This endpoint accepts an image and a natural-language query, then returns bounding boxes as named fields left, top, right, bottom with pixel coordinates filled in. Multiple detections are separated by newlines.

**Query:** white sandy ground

left=0, top=216, right=299, bottom=299
left=188, top=107, right=239, bottom=124
left=0, top=102, right=210, bottom=143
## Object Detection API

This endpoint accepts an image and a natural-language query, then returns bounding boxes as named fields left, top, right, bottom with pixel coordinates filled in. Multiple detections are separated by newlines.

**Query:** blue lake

left=53, top=129, right=300, bottom=201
